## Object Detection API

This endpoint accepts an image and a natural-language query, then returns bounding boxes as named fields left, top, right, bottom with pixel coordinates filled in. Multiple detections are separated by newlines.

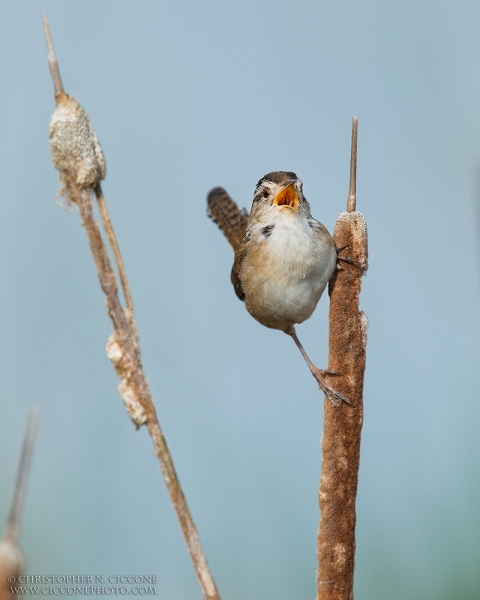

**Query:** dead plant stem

left=43, top=14, right=220, bottom=598
left=316, top=117, right=368, bottom=600
left=94, top=184, right=138, bottom=341
left=72, top=184, right=220, bottom=600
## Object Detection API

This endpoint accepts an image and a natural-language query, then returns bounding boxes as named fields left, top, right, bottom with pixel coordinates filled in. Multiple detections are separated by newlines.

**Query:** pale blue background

left=1, top=2, right=479, bottom=599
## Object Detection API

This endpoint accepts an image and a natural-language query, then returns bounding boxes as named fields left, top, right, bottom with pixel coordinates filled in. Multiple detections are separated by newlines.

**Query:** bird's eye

left=262, top=189, right=269, bottom=199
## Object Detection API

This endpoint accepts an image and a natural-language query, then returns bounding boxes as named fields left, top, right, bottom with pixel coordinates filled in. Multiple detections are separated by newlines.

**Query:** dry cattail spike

left=44, top=15, right=136, bottom=338
left=43, top=17, right=220, bottom=600
left=316, top=117, right=368, bottom=600
left=0, top=408, right=40, bottom=600
left=43, top=14, right=106, bottom=204
left=48, top=95, right=106, bottom=204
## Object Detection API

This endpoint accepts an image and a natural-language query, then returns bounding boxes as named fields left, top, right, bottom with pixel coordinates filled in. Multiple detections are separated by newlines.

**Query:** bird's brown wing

left=230, top=235, right=248, bottom=301
left=207, top=187, right=249, bottom=252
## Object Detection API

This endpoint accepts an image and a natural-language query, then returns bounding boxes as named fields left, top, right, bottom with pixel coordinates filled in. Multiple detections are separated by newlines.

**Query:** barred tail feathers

left=207, top=187, right=249, bottom=252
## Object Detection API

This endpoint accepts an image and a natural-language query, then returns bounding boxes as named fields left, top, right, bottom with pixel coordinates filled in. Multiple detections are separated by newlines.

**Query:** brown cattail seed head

left=49, top=93, right=106, bottom=204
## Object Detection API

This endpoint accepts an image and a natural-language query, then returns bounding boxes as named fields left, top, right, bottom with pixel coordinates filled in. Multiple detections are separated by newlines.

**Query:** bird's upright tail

left=207, top=187, right=249, bottom=252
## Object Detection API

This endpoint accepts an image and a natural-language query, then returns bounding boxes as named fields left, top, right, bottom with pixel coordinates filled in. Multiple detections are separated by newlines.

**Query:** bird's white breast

left=240, top=209, right=336, bottom=331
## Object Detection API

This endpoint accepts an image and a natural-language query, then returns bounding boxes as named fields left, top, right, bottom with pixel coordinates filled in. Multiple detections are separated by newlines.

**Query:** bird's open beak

left=273, top=181, right=299, bottom=211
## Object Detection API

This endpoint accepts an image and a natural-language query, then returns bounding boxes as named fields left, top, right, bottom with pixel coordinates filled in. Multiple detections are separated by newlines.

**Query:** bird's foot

left=310, top=367, right=350, bottom=407
left=288, top=328, right=351, bottom=406
left=338, top=255, right=364, bottom=269
left=336, top=245, right=366, bottom=272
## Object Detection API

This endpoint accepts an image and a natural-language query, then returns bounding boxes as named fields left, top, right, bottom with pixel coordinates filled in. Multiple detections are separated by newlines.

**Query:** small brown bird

left=208, top=171, right=348, bottom=405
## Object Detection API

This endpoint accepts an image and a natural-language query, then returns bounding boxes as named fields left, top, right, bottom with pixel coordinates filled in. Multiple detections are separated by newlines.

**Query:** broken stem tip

left=347, top=116, right=358, bottom=213
left=42, top=14, right=65, bottom=97
left=7, top=408, right=39, bottom=541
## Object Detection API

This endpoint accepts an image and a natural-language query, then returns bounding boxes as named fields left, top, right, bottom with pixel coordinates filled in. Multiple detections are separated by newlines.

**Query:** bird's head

left=250, top=171, right=311, bottom=220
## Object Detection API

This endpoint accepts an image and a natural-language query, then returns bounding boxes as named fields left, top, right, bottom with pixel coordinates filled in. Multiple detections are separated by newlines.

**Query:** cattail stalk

left=317, top=117, right=368, bottom=600
left=0, top=408, right=39, bottom=600
left=43, top=15, right=220, bottom=600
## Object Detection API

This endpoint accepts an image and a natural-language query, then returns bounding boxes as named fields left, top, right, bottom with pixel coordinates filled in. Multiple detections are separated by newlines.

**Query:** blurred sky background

left=1, top=1, right=480, bottom=599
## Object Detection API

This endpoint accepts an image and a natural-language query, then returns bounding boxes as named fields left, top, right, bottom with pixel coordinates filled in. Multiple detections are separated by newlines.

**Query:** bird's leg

left=287, top=327, right=350, bottom=407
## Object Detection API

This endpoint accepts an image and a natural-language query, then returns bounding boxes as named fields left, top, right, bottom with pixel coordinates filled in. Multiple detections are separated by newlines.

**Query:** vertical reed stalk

left=317, top=117, right=368, bottom=600
left=43, top=15, right=220, bottom=600
left=0, top=409, right=39, bottom=600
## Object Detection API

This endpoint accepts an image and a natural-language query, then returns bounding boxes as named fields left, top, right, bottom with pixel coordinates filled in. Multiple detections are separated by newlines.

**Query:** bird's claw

left=322, top=368, right=339, bottom=376
left=336, top=245, right=366, bottom=272
left=310, top=367, right=351, bottom=407
left=337, top=255, right=365, bottom=270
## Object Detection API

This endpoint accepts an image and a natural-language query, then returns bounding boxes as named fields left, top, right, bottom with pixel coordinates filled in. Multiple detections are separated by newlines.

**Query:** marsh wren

left=208, top=171, right=348, bottom=405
